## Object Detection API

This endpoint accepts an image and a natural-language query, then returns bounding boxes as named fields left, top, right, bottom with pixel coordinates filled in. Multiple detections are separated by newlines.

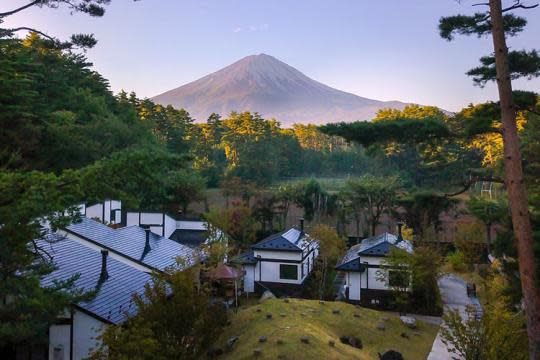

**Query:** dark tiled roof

left=251, top=228, right=306, bottom=252
left=38, top=234, right=152, bottom=324
left=232, top=250, right=257, bottom=265
left=169, top=229, right=207, bottom=248
left=66, top=217, right=199, bottom=272
left=336, top=232, right=413, bottom=272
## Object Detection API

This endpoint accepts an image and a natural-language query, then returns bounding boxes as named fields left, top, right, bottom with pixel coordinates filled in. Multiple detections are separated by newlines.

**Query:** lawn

left=210, top=298, right=439, bottom=360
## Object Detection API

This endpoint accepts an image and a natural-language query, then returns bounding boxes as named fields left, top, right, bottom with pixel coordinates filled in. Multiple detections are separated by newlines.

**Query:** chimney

left=100, top=250, right=109, bottom=281
left=397, top=221, right=404, bottom=242
left=299, top=218, right=304, bottom=232
left=144, top=227, right=151, bottom=248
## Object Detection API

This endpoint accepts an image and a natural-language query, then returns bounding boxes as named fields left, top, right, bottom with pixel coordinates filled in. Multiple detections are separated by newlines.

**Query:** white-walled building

left=235, top=224, right=319, bottom=295
left=81, top=200, right=122, bottom=225
left=336, top=232, right=413, bottom=306
left=38, top=235, right=152, bottom=360
left=124, top=210, right=226, bottom=249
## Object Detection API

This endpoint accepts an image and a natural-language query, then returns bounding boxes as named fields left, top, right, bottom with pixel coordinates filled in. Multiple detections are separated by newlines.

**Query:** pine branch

left=0, top=1, right=43, bottom=18
left=445, top=175, right=505, bottom=197
left=2, top=27, right=57, bottom=42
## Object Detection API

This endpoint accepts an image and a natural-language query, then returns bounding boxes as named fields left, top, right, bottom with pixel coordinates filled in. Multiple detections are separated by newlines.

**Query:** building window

left=389, top=270, right=409, bottom=288
left=279, top=264, right=298, bottom=280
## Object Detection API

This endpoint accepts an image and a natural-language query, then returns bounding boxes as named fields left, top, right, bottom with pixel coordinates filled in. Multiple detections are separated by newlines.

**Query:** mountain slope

left=152, top=54, right=410, bottom=125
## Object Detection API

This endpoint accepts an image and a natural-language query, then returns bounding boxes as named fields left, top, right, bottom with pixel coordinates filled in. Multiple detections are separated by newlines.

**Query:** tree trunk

left=485, top=223, right=492, bottom=256
left=489, top=1, right=540, bottom=357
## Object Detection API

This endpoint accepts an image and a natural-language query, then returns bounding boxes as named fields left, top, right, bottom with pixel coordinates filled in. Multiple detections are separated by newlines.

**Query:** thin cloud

left=232, top=24, right=269, bottom=33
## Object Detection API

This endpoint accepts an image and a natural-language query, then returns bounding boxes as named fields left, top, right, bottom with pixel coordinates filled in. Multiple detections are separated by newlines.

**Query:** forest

left=1, top=0, right=540, bottom=359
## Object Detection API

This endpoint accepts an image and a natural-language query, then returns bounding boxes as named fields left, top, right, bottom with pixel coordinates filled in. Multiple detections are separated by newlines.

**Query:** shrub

left=447, top=251, right=467, bottom=272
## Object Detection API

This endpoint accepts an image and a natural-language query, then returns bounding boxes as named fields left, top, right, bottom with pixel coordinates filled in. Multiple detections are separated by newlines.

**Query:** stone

left=400, top=316, right=417, bottom=329
left=332, top=309, right=340, bottom=314
left=266, top=313, right=272, bottom=319
left=253, top=348, right=262, bottom=357
left=207, top=347, right=223, bottom=358
left=300, top=312, right=306, bottom=316
left=259, top=336, right=267, bottom=343
left=300, top=336, right=310, bottom=344
left=319, top=300, right=325, bottom=305
left=400, top=332, right=409, bottom=339
left=379, top=350, right=404, bottom=360
left=340, top=336, right=349, bottom=344
left=256, top=307, right=262, bottom=312
left=382, top=317, right=390, bottom=322
left=328, top=340, right=335, bottom=347
left=353, top=312, right=360, bottom=318
left=276, top=338, right=284, bottom=345
left=283, top=298, right=290, bottom=303
left=349, top=336, right=363, bottom=349
left=413, top=332, right=421, bottom=337
left=280, top=312, right=286, bottom=317
left=377, top=323, right=386, bottom=331
left=225, top=336, right=239, bottom=352
left=259, top=290, right=276, bottom=302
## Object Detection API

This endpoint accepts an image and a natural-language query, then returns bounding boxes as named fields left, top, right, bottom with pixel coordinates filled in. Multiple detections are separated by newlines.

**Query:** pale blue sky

left=3, top=0, right=539, bottom=111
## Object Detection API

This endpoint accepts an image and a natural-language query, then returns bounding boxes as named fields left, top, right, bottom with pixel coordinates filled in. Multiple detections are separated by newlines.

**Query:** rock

left=400, top=332, right=409, bottom=339
left=283, top=298, right=290, bottom=303
left=224, top=336, right=239, bottom=352
left=413, top=332, right=421, bottom=336
left=382, top=317, right=390, bottom=322
left=300, top=312, right=306, bottom=316
left=266, top=313, right=272, bottom=319
left=256, top=307, right=262, bottom=312
left=377, top=323, right=386, bottom=331
left=253, top=348, right=262, bottom=357
left=259, top=336, right=267, bottom=343
left=340, top=336, right=350, bottom=344
left=280, top=312, right=286, bottom=317
left=260, top=290, right=276, bottom=302
left=400, top=316, right=417, bottom=329
left=319, top=300, right=325, bottom=305
left=353, top=312, right=360, bottom=318
left=349, top=336, right=363, bottom=349
left=328, top=340, right=335, bottom=347
left=207, top=347, right=223, bottom=358
left=276, top=338, right=284, bottom=345
left=300, top=336, right=310, bottom=344
left=332, top=309, right=340, bottom=314
left=379, top=350, right=404, bottom=360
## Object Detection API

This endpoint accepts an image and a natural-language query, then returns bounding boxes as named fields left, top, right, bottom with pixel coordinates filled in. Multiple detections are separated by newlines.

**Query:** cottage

left=336, top=230, right=413, bottom=306
left=38, top=234, right=152, bottom=360
left=235, top=220, right=319, bottom=295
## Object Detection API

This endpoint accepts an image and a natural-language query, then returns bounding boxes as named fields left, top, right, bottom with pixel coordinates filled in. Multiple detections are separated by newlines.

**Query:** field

left=210, top=298, right=439, bottom=360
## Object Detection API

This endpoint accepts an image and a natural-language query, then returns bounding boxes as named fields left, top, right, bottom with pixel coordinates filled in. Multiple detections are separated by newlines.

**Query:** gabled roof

left=251, top=228, right=313, bottom=252
left=232, top=250, right=257, bottom=265
left=38, top=234, right=152, bottom=325
left=169, top=229, right=207, bottom=248
left=336, top=232, right=413, bottom=272
left=65, top=217, right=199, bottom=272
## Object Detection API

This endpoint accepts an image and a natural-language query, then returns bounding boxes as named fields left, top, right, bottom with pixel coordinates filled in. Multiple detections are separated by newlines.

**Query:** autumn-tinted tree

left=440, top=1, right=540, bottom=354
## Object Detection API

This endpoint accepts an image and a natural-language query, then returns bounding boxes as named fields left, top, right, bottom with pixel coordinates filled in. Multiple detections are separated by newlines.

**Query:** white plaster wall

left=258, top=261, right=302, bottom=284
left=103, top=201, right=111, bottom=224
left=49, top=324, right=70, bottom=360
left=164, top=215, right=177, bottom=239
left=243, top=265, right=255, bottom=292
left=139, top=212, right=163, bottom=224
left=360, top=256, right=389, bottom=291
left=253, top=250, right=302, bottom=261
left=177, top=220, right=206, bottom=231
left=85, top=204, right=103, bottom=222
left=346, top=272, right=361, bottom=301
left=72, top=310, right=105, bottom=360
left=125, top=212, right=139, bottom=227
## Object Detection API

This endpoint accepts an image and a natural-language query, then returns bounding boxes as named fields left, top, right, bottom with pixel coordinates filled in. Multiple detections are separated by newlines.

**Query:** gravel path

left=427, top=274, right=481, bottom=360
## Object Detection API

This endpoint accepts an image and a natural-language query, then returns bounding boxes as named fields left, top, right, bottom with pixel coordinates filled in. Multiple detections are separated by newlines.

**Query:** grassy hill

left=210, top=298, right=439, bottom=359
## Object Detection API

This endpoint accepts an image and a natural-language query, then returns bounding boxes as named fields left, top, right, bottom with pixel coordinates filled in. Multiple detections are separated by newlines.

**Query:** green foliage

left=341, top=175, right=401, bottom=236
left=439, top=5, right=540, bottom=86
left=441, top=270, right=528, bottom=360
left=88, top=268, right=227, bottom=360
left=447, top=251, right=467, bottom=272
left=380, top=246, right=443, bottom=315
left=396, top=191, right=458, bottom=238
